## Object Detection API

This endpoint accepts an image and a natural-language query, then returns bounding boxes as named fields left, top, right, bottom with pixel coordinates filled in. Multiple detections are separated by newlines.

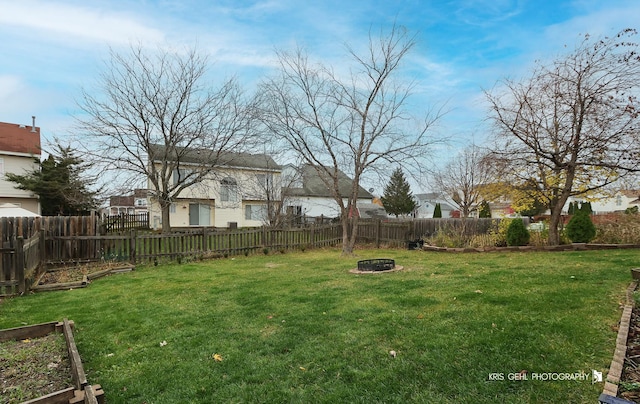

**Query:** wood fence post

left=129, top=229, right=137, bottom=264
left=310, top=224, right=315, bottom=248
left=375, top=219, right=381, bottom=248
left=39, top=229, right=46, bottom=266
left=16, top=237, right=25, bottom=294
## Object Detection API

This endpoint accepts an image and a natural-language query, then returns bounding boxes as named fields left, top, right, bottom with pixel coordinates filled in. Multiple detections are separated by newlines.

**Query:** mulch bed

left=0, top=333, right=72, bottom=403
left=619, top=308, right=640, bottom=402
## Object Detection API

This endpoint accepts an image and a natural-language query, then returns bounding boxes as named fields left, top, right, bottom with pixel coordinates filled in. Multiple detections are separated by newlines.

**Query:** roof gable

left=285, top=165, right=373, bottom=199
left=148, top=144, right=280, bottom=171
left=0, top=121, right=41, bottom=156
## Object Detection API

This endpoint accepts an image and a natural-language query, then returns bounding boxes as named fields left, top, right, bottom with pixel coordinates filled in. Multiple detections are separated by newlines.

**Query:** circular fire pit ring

left=351, top=259, right=402, bottom=274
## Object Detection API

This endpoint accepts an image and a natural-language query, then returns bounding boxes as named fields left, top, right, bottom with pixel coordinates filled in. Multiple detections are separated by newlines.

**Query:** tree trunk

left=341, top=218, right=353, bottom=255
left=161, top=202, right=171, bottom=234
left=547, top=209, right=562, bottom=246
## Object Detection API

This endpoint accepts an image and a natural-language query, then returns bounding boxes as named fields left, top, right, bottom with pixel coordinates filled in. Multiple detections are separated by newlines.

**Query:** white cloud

left=0, top=1, right=164, bottom=46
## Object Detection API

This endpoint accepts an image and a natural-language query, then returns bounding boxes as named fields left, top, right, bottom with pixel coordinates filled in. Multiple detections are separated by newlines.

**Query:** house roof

left=0, top=121, right=41, bottom=156
left=285, top=164, right=373, bottom=199
left=148, top=144, right=280, bottom=171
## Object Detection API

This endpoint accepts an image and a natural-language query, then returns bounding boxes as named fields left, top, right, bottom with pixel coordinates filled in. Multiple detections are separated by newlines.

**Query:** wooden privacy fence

left=0, top=233, right=42, bottom=297
left=45, top=223, right=344, bottom=264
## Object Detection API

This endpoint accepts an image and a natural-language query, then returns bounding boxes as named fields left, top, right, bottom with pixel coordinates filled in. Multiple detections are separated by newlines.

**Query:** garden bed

left=33, top=263, right=134, bottom=292
left=0, top=320, right=103, bottom=404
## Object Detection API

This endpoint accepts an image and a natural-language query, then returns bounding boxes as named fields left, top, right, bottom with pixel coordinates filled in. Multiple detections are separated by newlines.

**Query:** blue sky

left=0, top=0, right=638, bottom=163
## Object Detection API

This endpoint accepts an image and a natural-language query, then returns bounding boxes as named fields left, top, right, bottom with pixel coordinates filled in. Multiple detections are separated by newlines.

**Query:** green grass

left=1, top=248, right=637, bottom=403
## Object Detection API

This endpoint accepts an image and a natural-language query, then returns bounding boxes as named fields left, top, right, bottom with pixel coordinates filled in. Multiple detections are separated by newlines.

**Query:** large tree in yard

left=486, top=29, right=640, bottom=245
left=259, top=25, right=441, bottom=255
left=75, top=45, right=258, bottom=233
left=381, top=168, right=416, bottom=217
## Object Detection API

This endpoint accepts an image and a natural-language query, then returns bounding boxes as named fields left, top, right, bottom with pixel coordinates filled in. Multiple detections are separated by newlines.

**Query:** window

left=256, top=173, right=273, bottom=188
left=616, top=196, right=622, bottom=206
left=189, top=203, right=211, bottom=226
left=220, top=177, right=238, bottom=202
left=173, top=168, right=192, bottom=185
left=0, top=158, right=4, bottom=176
left=245, top=204, right=266, bottom=221
left=135, top=198, right=147, bottom=207
left=170, top=203, right=176, bottom=213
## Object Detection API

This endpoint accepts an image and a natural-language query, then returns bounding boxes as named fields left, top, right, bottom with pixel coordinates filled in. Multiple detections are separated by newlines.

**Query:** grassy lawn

left=1, top=248, right=637, bottom=403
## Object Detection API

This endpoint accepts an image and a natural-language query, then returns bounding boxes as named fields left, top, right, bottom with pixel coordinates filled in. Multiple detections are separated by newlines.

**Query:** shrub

left=566, top=211, right=596, bottom=243
left=506, top=219, right=530, bottom=246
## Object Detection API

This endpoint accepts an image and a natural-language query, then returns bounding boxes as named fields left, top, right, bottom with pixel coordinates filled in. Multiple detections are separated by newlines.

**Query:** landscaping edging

left=0, top=319, right=104, bottom=404
left=423, top=243, right=640, bottom=253
left=599, top=280, right=638, bottom=404
left=31, top=264, right=135, bottom=292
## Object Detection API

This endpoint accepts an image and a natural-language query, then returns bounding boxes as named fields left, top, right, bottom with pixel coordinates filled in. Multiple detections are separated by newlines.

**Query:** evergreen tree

left=478, top=200, right=492, bottom=218
left=381, top=168, right=417, bottom=217
left=566, top=209, right=596, bottom=243
left=506, top=218, right=530, bottom=246
left=433, top=203, right=442, bottom=218
left=568, top=201, right=576, bottom=215
left=6, top=144, right=101, bottom=215
left=580, top=201, right=593, bottom=215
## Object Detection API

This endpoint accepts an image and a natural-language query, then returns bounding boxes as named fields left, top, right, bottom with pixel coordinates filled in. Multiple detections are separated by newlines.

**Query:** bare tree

left=486, top=29, right=640, bottom=245
left=259, top=25, right=441, bottom=255
left=75, top=45, right=258, bottom=233
left=434, top=145, right=493, bottom=218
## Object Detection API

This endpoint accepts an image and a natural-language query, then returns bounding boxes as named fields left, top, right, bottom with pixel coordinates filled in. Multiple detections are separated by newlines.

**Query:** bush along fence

left=0, top=216, right=501, bottom=296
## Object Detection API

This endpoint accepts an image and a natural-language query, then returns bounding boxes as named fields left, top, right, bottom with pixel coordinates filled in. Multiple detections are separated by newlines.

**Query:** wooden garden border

left=31, top=264, right=134, bottom=292
left=0, top=319, right=104, bottom=404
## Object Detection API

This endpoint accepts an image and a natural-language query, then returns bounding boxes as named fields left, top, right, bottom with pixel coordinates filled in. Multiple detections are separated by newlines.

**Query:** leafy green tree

left=506, top=218, right=530, bottom=246
left=6, top=144, right=101, bottom=215
left=566, top=210, right=596, bottom=243
left=478, top=200, right=492, bottom=218
left=433, top=203, right=442, bottom=218
left=381, top=168, right=417, bottom=218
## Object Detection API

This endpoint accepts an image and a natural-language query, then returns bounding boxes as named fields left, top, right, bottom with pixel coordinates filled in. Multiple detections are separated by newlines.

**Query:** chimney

left=31, top=116, right=36, bottom=133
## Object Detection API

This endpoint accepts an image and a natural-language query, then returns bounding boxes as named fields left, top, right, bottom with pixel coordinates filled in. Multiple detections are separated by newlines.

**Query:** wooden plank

left=63, top=318, right=88, bottom=390
left=20, top=386, right=76, bottom=404
left=0, top=321, right=60, bottom=342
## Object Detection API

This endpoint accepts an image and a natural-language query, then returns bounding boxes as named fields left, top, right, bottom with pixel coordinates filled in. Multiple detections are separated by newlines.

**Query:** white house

left=147, top=146, right=281, bottom=229
left=281, top=164, right=374, bottom=221
left=0, top=119, right=41, bottom=215
left=413, top=193, right=457, bottom=218
left=565, top=190, right=640, bottom=214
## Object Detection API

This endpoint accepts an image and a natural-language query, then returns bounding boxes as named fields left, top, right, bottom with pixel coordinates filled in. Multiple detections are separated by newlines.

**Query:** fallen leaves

left=212, top=353, right=223, bottom=362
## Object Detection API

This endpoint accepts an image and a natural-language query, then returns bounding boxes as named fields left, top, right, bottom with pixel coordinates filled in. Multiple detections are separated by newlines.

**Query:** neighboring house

left=281, top=164, right=374, bottom=221
left=0, top=119, right=41, bottom=215
left=565, top=190, right=640, bottom=214
left=147, top=146, right=281, bottom=229
left=105, top=189, right=149, bottom=215
left=413, top=193, right=457, bottom=218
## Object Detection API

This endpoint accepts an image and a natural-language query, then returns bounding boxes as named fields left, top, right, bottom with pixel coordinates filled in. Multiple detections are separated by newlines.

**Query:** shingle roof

left=285, top=164, right=373, bottom=199
left=148, top=144, right=280, bottom=171
left=0, top=121, right=41, bottom=155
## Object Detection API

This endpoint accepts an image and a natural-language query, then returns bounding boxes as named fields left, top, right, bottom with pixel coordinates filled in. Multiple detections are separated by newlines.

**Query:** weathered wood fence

left=0, top=216, right=501, bottom=296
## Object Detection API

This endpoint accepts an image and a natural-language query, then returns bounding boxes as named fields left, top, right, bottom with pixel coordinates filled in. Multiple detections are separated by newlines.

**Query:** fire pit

left=357, top=259, right=395, bottom=272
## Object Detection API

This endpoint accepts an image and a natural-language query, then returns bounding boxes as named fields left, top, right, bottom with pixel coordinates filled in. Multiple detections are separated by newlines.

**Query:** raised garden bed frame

left=0, top=319, right=104, bottom=404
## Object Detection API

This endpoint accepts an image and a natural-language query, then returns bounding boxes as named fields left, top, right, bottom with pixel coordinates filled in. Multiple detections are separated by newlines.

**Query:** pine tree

left=566, top=209, right=596, bottom=243
left=6, top=144, right=101, bottom=215
left=568, top=201, right=576, bottom=215
left=381, top=168, right=417, bottom=217
left=433, top=203, right=442, bottom=218
left=478, top=200, right=492, bottom=218
left=580, top=201, right=593, bottom=215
